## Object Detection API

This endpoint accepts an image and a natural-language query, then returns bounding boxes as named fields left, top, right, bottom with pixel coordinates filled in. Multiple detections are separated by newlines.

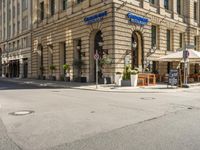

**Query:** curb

left=0, top=78, right=199, bottom=94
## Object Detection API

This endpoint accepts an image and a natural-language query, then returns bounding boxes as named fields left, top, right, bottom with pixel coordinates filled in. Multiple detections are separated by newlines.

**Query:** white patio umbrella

left=157, top=48, right=200, bottom=86
left=158, top=49, right=200, bottom=63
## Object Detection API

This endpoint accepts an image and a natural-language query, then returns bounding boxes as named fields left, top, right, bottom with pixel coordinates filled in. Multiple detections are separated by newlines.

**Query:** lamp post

left=145, top=45, right=157, bottom=72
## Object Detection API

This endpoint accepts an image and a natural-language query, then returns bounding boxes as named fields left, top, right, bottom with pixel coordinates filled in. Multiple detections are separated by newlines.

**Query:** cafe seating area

left=137, top=73, right=156, bottom=86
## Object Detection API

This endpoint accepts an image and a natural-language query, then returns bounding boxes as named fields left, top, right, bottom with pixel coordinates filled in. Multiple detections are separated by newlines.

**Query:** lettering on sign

left=84, top=11, right=108, bottom=25
left=127, top=13, right=149, bottom=26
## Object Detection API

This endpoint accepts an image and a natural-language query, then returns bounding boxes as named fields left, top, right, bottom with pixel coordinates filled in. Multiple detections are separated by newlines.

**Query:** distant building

left=0, top=0, right=32, bottom=78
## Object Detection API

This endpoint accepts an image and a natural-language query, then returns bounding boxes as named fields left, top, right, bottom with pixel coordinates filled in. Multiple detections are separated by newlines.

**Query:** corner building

left=0, top=0, right=32, bottom=78
left=31, top=0, right=200, bottom=82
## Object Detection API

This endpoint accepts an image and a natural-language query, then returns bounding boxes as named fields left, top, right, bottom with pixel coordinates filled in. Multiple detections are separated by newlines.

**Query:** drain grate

left=9, top=110, right=34, bottom=116
left=140, top=97, right=156, bottom=100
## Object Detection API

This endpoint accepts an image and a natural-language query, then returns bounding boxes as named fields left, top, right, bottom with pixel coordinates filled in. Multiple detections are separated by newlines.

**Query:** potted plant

left=63, top=64, right=70, bottom=82
left=49, top=64, right=56, bottom=80
left=121, top=65, right=132, bottom=86
left=39, top=66, right=45, bottom=80
left=130, top=68, right=139, bottom=87
left=99, top=56, right=112, bottom=84
left=115, top=72, right=122, bottom=86
left=73, top=60, right=87, bottom=82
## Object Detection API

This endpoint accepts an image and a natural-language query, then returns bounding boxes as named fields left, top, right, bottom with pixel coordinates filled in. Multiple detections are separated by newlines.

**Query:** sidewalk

left=1, top=77, right=200, bottom=93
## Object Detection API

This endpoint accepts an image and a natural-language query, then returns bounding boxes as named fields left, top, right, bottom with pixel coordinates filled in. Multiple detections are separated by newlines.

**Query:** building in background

left=0, top=0, right=32, bottom=78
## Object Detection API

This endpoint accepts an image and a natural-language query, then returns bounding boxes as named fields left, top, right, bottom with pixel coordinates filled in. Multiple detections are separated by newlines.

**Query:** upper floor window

left=179, top=33, right=184, bottom=48
left=151, top=25, right=157, bottom=48
left=166, top=29, right=171, bottom=51
left=22, top=0, right=27, bottom=11
left=40, top=2, right=44, bottom=20
left=77, top=0, right=84, bottom=4
left=22, top=16, right=28, bottom=31
left=149, top=0, right=155, bottom=5
left=194, top=2, right=197, bottom=21
left=164, top=0, right=169, bottom=10
left=17, top=3, right=20, bottom=16
left=194, top=36, right=197, bottom=50
left=177, top=0, right=182, bottom=15
left=13, top=6, right=15, bottom=18
left=50, top=0, right=55, bottom=16
left=63, top=0, right=68, bottom=10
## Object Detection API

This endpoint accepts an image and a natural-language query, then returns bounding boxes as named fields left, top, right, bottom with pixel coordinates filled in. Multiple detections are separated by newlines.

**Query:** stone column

left=28, top=57, right=31, bottom=78
left=19, top=58, right=24, bottom=78
left=173, top=0, right=178, bottom=20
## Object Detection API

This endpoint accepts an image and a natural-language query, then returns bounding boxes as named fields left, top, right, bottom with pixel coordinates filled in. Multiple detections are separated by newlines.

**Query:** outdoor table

left=138, top=73, right=156, bottom=86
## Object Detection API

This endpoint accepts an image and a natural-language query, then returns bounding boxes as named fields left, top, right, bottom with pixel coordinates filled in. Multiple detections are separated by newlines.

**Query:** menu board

left=168, top=69, right=179, bottom=86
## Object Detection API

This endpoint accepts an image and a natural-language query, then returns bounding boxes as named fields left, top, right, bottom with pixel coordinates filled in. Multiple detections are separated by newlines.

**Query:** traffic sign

left=94, top=52, right=99, bottom=60
left=183, top=50, right=189, bottom=60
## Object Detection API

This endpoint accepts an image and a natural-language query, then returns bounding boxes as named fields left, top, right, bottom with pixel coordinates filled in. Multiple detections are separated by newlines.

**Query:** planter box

left=106, top=77, right=111, bottom=84
left=121, top=80, right=131, bottom=87
left=74, top=77, right=87, bottom=83
left=38, top=75, right=46, bottom=80
left=131, top=74, right=138, bottom=87
left=98, top=78, right=104, bottom=84
left=81, top=77, right=87, bottom=83
left=99, top=77, right=111, bottom=84
left=64, top=77, right=70, bottom=82
left=49, top=76, right=56, bottom=81
left=115, top=75, right=122, bottom=86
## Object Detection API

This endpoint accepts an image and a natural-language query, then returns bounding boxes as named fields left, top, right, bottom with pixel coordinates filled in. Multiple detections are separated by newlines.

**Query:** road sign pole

left=94, top=51, right=99, bottom=89
left=96, top=58, right=98, bottom=89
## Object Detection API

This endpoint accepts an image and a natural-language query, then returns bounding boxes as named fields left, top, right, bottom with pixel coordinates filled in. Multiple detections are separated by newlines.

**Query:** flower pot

left=81, top=77, right=87, bottom=83
left=64, top=77, right=70, bottom=82
left=98, top=78, right=104, bottom=84
left=115, top=74, right=122, bottom=86
left=131, top=74, right=138, bottom=87
left=121, top=80, right=131, bottom=87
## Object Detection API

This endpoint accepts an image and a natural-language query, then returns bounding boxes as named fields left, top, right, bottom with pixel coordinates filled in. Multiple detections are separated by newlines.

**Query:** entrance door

left=131, top=31, right=143, bottom=70
left=93, top=31, right=103, bottom=82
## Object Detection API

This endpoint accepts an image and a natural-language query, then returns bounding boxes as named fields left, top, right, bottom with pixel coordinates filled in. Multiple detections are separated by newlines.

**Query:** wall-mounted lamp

left=98, top=42, right=104, bottom=47
left=81, top=52, right=86, bottom=57
left=132, top=41, right=137, bottom=49
left=77, top=46, right=81, bottom=50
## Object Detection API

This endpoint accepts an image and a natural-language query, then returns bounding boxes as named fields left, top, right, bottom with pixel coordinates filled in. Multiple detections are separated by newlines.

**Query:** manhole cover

left=140, top=97, right=156, bottom=100
left=9, top=110, right=34, bottom=116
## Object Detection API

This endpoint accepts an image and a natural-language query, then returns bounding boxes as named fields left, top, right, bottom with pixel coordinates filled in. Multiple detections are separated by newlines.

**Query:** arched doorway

left=38, top=44, right=44, bottom=78
left=131, top=31, right=144, bottom=70
left=90, top=30, right=104, bottom=82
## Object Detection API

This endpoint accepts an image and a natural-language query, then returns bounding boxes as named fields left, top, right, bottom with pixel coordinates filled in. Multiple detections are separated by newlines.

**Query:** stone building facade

left=0, top=0, right=32, bottom=78
left=31, top=0, right=200, bottom=83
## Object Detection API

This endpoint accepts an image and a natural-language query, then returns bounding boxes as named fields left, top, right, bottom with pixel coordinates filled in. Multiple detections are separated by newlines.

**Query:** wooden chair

left=138, top=77, right=145, bottom=86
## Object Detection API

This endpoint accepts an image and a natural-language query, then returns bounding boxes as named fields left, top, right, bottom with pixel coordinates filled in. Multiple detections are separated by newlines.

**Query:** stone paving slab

left=0, top=118, right=21, bottom=150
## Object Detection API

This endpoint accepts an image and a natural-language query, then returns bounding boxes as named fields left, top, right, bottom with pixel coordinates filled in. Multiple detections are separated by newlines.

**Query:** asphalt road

left=0, top=80, right=200, bottom=150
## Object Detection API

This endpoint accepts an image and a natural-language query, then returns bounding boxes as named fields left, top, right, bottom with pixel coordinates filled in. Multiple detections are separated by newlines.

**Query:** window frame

left=40, top=1, right=45, bottom=21
left=166, top=29, right=171, bottom=51
left=50, top=0, right=55, bottom=16
left=151, top=25, right=157, bottom=48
